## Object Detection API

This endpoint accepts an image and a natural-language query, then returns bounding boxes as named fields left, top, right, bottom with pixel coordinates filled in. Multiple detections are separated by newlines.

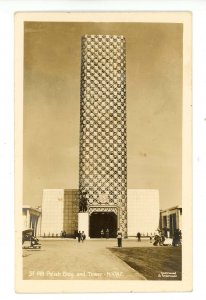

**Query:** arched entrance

left=89, top=212, right=117, bottom=238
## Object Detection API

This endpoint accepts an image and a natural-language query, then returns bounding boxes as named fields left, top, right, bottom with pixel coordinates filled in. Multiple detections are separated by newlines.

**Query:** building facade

left=79, top=35, right=127, bottom=237
left=22, top=205, right=41, bottom=236
left=41, top=189, right=79, bottom=237
left=39, top=36, right=161, bottom=239
left=127, top=189, right=159, bottom=237
left=160, top=205, right=182, bottom=237
left=40, top=189, right=160, bottom=238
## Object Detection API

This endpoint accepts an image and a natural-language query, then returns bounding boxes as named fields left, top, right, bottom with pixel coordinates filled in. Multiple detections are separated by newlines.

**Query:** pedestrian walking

left=117, top=228, right=122, bottom=247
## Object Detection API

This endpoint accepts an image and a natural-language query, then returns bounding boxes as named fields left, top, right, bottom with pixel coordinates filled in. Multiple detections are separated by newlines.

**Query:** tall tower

left=79, top=35, right=127, bottom=237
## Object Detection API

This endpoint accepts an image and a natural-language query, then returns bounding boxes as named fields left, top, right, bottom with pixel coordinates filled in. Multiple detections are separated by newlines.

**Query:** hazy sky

left=24, top=22, right=182, bottom=210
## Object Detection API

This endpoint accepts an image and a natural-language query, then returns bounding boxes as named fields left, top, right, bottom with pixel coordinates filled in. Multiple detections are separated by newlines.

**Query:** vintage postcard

left=15, top=12, right=192, bottom=293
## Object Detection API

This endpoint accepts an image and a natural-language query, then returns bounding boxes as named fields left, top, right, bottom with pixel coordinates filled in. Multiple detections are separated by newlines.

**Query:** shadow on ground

left=108, top=246, right=182, bottom=280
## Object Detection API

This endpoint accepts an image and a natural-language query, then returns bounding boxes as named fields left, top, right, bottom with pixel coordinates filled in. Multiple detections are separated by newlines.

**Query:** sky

left=23, top=21, right=182, bottom=210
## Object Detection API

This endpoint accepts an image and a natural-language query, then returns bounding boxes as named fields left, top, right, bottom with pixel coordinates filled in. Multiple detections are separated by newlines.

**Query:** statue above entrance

left=79, top=191, right=88, bottom=212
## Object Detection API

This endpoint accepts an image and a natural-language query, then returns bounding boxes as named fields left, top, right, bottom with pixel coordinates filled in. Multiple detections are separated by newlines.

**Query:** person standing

left=100, top=229, right=104, bottom=238
left=77, top=231, right=82, bottom=243
left=106, top=228, right=109, bottom=239
left=117, top=228, right=122, bottom=247
left=81, top=231, right=86, bottom=242
left=137, top=232, right=141, bottom=242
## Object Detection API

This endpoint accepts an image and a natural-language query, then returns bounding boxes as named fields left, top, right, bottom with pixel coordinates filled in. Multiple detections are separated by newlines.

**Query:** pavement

left=23, top=239, right=150, bottom=280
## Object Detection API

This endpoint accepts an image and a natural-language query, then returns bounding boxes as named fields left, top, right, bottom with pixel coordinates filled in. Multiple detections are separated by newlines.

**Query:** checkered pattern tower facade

left=79, top=35, right=127, bottom=236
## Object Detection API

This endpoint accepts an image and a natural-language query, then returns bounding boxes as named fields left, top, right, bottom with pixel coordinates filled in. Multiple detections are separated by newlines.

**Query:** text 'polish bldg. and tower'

left=40, top=35, right=160, bottom=238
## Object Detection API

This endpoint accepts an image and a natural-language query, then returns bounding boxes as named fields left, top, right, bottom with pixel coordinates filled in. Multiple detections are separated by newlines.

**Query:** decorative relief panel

left=88, top=206, right=118, bottom=216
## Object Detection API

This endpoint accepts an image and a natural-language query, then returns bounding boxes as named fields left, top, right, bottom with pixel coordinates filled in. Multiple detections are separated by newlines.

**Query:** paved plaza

left=23, top=239, right=152, bottom=280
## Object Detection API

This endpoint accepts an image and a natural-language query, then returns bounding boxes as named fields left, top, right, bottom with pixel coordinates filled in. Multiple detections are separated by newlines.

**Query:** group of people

left=61, top=230, right=67, bottom=238
left=75, top=228, right=181, bottom=247
left=76, top=228, right=123, bottom=246
left=100, top=228, right=110, bottom=239
left=22, top=233, right=41, bottom=249
left=77, top=230, right=86, bottom=242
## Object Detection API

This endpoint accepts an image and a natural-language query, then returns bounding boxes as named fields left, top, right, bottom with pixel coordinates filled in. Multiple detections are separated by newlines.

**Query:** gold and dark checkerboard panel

left=79, top=35, right=127, bottom=235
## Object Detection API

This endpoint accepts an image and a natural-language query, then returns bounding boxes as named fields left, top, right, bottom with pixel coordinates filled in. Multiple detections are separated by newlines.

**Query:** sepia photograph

left=15, top=12, right=192, bottom=293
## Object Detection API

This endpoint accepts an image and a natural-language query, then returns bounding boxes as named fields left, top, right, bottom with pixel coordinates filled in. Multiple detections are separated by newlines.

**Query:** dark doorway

left=90, top=212, right=117, bottom=238
left=169, top=213, right=177, bottom=237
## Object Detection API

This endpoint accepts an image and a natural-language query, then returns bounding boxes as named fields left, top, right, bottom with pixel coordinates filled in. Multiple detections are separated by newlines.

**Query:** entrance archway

left=89, top=212, right=117, bottom=238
